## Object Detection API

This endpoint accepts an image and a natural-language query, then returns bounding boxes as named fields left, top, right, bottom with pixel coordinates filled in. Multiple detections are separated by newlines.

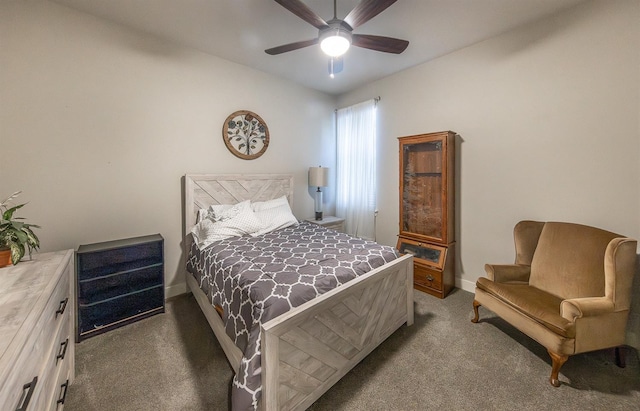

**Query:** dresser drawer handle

left=55, top=297, right=69, bottom=318
left=15, top=376, right=37, bottom=411
left=57, top=380, right=69, bottom=405
left=56, top=338, right=69, bottom=364
left=426, top=275, right=434, bottom=282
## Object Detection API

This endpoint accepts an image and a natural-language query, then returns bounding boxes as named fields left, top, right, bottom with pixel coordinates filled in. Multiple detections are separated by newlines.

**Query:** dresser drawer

left=32, top=303, right=72, bottom=411
left=29, top=267, right=71, bottom=411
left=44, top=329, right=73, bottom=411
left=41, top=266, right=71, bottom=354
left=0, top=345, right=42, bottom=411
left=49, top=366, right=71, bottom=411
left=413, top=263, right=443, bottom=292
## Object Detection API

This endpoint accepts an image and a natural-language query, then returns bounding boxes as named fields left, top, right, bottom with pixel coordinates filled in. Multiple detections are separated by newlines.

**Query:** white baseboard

left=456, top=277, right=476, bottom=294
left=165, top=282, right=188, bottom=299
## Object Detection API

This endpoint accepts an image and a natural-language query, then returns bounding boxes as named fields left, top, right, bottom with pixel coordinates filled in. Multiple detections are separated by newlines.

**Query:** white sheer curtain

left=335, top=99, right=377, bottom=240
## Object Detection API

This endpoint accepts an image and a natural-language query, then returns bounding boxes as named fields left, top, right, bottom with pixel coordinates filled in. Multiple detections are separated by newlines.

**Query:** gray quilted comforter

left=186, top=221, right=399, bottom=410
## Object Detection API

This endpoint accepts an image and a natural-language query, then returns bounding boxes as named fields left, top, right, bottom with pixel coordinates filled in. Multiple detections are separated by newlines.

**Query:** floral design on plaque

left=223, top=110, right=269, bottom=160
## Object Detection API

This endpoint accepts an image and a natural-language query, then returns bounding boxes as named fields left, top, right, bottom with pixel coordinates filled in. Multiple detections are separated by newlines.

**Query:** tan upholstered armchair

left=472, top=221, right=638, bottom=386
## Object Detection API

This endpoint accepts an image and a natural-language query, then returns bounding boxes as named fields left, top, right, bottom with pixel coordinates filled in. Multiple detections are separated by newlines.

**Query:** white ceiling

left=51, top=0, right=586, bottom=96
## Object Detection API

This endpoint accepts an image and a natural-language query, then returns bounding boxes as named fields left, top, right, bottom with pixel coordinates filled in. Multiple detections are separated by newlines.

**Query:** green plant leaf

left=9, top=241, right=24, bottom=265
left=14, top=229, right=28, bottom=244
left=2, top=203, right=25, bottom=220
left=23, top=227, right=40, bottom=249
left=0, top=191, right=22, bottom=206
left=11, top=221, right=25, bottom=230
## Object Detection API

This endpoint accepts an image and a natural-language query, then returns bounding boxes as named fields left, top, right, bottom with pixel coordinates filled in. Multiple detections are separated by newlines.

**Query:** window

left=335, top=99, right=377, bottom=240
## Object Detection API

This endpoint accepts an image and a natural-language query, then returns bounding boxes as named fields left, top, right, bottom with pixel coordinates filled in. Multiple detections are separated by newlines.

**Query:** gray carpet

left=65, top=289, right=640, bottom=410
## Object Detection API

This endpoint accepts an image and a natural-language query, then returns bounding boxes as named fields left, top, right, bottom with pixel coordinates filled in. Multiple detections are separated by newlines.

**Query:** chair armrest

left=560, top=297, right=615, bottom=322
left=604, top=237, right=638, bottom=310
left=484, top=264, right=531, bottom=283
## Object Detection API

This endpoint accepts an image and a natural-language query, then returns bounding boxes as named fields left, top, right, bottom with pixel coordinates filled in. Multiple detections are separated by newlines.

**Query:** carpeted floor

left=65, top=289, right=640, bottom=410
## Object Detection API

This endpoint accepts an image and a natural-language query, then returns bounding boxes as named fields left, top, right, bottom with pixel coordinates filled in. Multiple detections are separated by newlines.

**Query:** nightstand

left=305, top=216, right=345, bottom=233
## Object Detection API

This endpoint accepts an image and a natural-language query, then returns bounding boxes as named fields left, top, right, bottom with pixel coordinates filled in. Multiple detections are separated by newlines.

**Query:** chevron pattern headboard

left=183, top=174, right=294, bottom=236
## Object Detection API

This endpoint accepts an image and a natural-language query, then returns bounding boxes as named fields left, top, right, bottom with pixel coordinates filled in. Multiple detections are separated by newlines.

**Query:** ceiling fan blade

left=344, top=0, right=397, bottom=29
left=352, top=34, right=409, bottom=54
left=265, top=38, right=319, bottom=55
left=274, top=0, right=328, bottom=29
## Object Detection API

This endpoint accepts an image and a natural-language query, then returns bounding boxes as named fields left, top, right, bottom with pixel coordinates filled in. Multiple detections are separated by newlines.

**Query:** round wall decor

left=222, top=110, right=269, bottom=160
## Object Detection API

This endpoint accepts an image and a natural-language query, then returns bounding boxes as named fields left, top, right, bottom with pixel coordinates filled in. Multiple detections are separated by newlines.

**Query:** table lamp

left=308, top=166, right=329, bottom=220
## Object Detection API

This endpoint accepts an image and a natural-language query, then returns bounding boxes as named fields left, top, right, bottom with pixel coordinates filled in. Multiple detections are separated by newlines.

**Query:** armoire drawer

left=413, top=264, right=443, bottom=292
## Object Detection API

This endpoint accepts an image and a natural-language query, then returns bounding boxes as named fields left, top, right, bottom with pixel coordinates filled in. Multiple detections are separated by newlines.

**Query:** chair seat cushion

left=476, top=277, right=575, bottom=338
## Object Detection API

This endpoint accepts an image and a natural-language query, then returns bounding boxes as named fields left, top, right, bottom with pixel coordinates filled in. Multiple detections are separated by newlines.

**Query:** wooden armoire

left=397, top=131, right=456, bottom=298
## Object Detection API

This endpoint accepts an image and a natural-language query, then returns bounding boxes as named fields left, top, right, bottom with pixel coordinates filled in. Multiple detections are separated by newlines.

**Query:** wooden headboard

left=183, top=173, right=294, bottom=235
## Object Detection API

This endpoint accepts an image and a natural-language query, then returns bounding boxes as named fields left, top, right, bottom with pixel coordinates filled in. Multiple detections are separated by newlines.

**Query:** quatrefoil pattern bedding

left=186, top=221, right=399, bottom=410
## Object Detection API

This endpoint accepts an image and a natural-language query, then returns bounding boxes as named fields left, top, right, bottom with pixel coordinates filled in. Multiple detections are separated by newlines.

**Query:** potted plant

left=0, top=191, right=40, bottom=267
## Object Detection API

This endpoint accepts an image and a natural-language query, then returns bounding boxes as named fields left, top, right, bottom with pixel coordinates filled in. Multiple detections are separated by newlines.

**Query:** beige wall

left=0, top=0, right=336, bottom=296
left=338, top=0, right=640, bottom=293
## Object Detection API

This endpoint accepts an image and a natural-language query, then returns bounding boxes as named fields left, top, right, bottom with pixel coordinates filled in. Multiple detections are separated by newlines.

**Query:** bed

left=182, top=173, right=414, bottom=411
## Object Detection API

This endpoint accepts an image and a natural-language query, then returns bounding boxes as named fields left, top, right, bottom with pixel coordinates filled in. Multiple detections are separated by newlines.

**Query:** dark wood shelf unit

left=76, top=234, right=165, bottom=341
left=398, top=131, right=456, bottom=299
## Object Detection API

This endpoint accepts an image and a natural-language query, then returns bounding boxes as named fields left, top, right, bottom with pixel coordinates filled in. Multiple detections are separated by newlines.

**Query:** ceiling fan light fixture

left=266, top=0, right=409, bottom=58
left=320, top=29, right=351, bottom=57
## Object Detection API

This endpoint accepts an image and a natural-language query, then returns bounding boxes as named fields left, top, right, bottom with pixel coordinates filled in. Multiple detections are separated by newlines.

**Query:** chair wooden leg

left=548, top=350, right=568, bottom=387
left=471, top=300, right=481, bottom=323
left=615, top=346, right=626, bottom=368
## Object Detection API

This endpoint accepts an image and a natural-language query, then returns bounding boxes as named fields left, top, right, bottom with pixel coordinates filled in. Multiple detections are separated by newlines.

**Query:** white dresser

left=0, top=250, right=75, bottom=410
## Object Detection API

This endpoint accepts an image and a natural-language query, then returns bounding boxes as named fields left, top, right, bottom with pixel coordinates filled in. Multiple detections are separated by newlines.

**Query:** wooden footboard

left=260, top=254, right=414, bottom=411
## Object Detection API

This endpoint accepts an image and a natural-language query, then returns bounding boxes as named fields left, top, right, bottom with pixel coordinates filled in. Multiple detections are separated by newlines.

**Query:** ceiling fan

left=265, top=0, right=409, bottom=76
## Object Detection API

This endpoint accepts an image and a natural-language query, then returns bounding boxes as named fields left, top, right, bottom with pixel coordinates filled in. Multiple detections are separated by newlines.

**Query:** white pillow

left=251, top=195, right=289, bottom=212
left=207, top=203, right=235, bottom=221
left=191, top=201, right=264, bottom=249
left=252, top=202, right=298, bottom=237
left=195, top=203, right=234, bottom=224
left=196, top=208, right=209, bottom=224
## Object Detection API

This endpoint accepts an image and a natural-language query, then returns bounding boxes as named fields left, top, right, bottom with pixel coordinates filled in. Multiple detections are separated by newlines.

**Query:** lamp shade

left=309, top=167, right=329, bottom=187
left=319, top=26, right=352, bottom=57
left=320, top=34, right=350, bottom=57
